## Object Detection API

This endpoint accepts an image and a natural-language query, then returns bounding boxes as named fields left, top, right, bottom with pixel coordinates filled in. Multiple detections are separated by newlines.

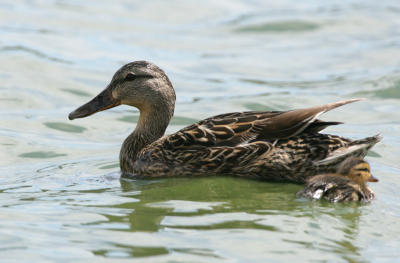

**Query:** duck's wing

left=315, top=134, right=382, bottom=165
left=167, top=99, right=360, bottom=148
left=256, top=98, right=361, bottom=140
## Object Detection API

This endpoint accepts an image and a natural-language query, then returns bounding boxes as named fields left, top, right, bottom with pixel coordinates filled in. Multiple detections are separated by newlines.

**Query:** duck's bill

left=68, top=88, right=120, bottom=120
left=368, top=175, right=379, bottom=182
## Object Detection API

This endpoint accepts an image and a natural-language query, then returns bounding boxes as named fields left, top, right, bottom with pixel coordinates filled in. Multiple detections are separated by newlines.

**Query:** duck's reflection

left=116, top=176, right=367, bottom=261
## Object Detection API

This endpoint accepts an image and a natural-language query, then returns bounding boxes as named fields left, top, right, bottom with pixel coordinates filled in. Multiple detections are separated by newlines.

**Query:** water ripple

left=0, top=45, right=72, bottom=64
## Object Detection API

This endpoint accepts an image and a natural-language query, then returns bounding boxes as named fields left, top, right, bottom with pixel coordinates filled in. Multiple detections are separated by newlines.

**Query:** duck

left=68, top=60, right=381, bottom=182
left=297, top=157, right=378, bottom=202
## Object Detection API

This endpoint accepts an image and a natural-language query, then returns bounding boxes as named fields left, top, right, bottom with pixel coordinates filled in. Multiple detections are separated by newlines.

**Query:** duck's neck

left=119, top=103, right=174, bottom=173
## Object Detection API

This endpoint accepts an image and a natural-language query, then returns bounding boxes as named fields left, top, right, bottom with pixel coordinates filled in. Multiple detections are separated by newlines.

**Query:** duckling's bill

left=69, top=87, right=120, bottom=120
left=368, top=175, right=379, bottom=182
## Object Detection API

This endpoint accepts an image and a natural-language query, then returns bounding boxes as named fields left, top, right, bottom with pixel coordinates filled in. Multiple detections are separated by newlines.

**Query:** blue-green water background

left=1, top=1, right=400, bottom=262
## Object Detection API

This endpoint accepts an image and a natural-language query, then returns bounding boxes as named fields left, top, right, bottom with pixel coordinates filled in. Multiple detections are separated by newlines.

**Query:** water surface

left=1, top=1, right=400, bottom=262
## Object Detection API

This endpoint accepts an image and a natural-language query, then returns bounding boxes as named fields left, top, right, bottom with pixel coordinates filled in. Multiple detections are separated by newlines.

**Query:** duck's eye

left=124, top=73, right=137, bottom=81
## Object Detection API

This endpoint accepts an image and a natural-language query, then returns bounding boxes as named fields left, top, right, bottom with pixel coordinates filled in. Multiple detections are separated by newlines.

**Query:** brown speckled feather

left=134, top=131, right=380, bottom=182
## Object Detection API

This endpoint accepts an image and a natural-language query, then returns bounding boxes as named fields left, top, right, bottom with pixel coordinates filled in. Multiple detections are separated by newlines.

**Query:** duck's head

left=68, top=61, right=176, bottom=121
left=338, top=157, right=378, bottom=185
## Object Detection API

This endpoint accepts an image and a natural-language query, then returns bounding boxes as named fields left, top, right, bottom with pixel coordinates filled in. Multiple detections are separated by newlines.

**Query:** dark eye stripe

left=124, top=73, right=137, bottom=81
left=355, top=167, right=369, bottom=172
left=124, top=74, right=153, bottom=81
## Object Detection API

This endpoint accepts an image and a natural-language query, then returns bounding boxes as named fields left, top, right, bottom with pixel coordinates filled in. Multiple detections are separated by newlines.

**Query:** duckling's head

left=337, top=157, right=378, bottom=185
left=69, top=61, right=176, bottom=121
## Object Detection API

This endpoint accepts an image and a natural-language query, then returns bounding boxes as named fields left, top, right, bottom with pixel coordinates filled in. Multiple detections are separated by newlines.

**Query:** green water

left=1, top=1, right=400, bottom=262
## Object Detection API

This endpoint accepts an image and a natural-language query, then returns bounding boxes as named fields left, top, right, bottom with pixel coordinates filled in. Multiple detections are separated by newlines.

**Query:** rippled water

left=1, top=1, right=400, bottom=262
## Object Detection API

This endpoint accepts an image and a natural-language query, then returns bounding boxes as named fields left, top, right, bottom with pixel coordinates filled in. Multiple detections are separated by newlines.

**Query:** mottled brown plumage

left=68, top=61, right=381, bottom=182
left=297, top=158, right=378, bottom=202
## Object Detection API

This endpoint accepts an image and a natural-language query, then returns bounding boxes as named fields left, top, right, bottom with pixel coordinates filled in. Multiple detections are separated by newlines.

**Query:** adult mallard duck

left=297, top=157, right=378, bottom=202
left=68, top=61, right=381, bottom=182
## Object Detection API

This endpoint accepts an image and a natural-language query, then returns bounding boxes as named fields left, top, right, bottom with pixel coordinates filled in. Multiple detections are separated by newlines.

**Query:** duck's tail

left=315, top=134, right=382, bottom=166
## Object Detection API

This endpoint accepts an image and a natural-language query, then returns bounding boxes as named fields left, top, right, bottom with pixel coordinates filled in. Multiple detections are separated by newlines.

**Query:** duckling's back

left=297, top=174, right=372, bottom=202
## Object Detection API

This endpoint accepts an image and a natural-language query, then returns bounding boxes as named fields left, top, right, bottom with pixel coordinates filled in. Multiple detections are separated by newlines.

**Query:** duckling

left=297, top=157, right=378, bottom=202
left=68, top=61, right=381, bottom=181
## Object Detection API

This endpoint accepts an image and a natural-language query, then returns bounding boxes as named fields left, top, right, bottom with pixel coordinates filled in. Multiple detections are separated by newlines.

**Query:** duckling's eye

left=124, top=73, right=137, bottom=81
